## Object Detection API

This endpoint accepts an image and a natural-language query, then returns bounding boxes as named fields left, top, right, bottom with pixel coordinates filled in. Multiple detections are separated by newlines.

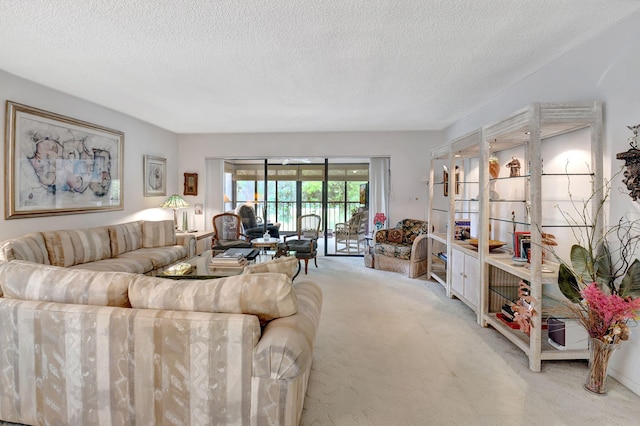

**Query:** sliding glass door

left=223, top=159, right=370, bottom=256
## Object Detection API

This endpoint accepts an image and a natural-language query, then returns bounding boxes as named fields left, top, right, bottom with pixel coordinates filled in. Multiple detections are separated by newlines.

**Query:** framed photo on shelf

left=454, top=219, right=471, bottom=240
left=513, top=231, right=531, bottom=258
left=184, top=173, right=198, bottom=196
left=5, top=101, right=124, bottom=219
left=143, top=155, right=166, bottom=197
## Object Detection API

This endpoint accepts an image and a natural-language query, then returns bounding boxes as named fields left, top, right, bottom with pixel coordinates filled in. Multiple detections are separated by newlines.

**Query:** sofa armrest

left=175, top=233, right=196, bottom=258
left=253, top=281, right=322, bottom=380
left=409, top=233, right=429, bottom=261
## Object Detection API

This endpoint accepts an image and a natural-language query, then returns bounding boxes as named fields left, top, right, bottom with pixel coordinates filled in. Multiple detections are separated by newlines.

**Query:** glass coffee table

left=158, top=248, right=300, bottom=280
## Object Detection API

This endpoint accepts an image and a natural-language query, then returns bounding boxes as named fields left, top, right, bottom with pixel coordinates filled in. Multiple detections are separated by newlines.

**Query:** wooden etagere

left=428, top=102, right=603, bottom=371
left=479, top=102, right=603, bottom=371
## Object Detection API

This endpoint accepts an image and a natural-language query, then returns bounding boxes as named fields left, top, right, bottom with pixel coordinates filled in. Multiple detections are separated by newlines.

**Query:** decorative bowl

left=163, top=262, right=192, bottom=276
left=467, top=238, right=506, bottom=251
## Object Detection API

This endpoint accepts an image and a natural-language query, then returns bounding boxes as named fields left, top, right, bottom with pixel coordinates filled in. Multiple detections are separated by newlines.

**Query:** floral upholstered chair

left=373, top=218, right=429, bottom=278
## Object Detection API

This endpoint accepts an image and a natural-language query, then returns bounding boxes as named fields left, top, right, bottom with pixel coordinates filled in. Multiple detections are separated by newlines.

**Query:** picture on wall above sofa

left=5, top=101, right=124, bottom=219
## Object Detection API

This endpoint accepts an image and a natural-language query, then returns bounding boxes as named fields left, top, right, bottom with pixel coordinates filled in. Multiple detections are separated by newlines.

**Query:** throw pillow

left=388, top=228, right=403, bottom=244
left=244, top=256, right=299, bottom=279
left=129, top=272, right=298, bottom=323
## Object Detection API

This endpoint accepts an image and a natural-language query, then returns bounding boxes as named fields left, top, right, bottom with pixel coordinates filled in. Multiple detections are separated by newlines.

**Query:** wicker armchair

left=373, top=218, right=429, bottom=278
left=334, top=210, right=368, bottom=254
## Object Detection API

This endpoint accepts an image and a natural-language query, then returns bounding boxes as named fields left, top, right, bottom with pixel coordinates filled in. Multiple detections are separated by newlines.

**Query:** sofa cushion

left=0, top=260, right=132, bottom=307
left=244, top=256, right=299, bottom=279
left=129, top=272, right=298, bottom=322
left=120, top=246, right=187, bottom=269
left=69, top=257, right=154, bottom=274
left=109, top=221, right=143, bottom=255
left=0, top=232, right=50, bottom=265
left=42, top=227, right=112, bottom=267
left=142, top=220, right=177, bottom=248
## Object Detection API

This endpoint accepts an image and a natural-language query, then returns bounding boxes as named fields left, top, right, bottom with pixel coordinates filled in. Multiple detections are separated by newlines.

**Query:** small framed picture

left=184, top=173, right=198, bottom=196
left=143, top=155, right=166, bottom=197
left=194, top=203, right=203, bottom=215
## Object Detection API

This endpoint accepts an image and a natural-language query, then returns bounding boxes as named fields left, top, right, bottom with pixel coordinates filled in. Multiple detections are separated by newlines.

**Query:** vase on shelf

left=584, top=337, right=619, bottom=395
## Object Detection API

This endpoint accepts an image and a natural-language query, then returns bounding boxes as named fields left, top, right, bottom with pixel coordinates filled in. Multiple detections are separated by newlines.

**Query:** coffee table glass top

left=158, top=248, right=297, bottom=280
left=158, top=250, right=246, bottom=279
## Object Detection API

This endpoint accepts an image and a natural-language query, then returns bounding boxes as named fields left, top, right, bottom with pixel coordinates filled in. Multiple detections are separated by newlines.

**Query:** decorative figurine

left=506, top=157, right=521, bottom=177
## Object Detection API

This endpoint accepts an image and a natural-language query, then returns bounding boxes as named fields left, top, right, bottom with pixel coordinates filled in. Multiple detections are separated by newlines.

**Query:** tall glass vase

left=584, top=337, right=619, bottom=395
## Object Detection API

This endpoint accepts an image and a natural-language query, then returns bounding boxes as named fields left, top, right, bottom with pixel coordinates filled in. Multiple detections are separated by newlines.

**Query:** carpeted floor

left=300, top=256, right=640, bottom=426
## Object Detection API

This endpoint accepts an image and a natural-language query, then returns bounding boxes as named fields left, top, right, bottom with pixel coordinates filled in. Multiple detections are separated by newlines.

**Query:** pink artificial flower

left=580, top=283, right=640, bottom=339
left=374, top=212, right=386, bottom=224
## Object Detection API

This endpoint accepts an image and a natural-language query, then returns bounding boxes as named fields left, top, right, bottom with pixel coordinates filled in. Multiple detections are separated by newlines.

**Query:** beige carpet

left=300, top=256, right=640, bottom=426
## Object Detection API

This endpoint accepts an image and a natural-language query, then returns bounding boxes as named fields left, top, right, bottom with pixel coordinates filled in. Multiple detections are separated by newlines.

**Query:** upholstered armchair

left=235, top=204, right=281, bottom=239
left=373, top=218, right=429, bottom=278
left=211, top=213, right=253, bottom=253
left=334, top=210, right=368, bottom=254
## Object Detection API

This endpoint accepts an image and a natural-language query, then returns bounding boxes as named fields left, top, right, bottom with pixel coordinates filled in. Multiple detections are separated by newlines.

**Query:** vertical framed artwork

left=144, top=155, right=166, bottom=196
left=183, top=172, right=198, bottom=196
left=5, top=101, right=124, bottom=219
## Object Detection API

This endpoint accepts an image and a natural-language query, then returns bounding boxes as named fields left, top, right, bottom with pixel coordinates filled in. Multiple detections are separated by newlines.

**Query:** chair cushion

left=142, top=220, right=177, bottom=248
left=374, top=243, right=412, bottom=260
left=285, top=239, right=314, bottom=254
left=213, top=240, right=253, bottom=250
left=400, top=219, right=429, bottom=244
left=129, top=272, right=297, bottom=322
left=388, top=229, right=403, bottom=244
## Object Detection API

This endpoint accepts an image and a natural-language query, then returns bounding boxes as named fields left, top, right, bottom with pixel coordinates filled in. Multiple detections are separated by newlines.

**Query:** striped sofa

left=0, top=256, right=322, bottom=425
left=0, top=220, right=196, bottom=275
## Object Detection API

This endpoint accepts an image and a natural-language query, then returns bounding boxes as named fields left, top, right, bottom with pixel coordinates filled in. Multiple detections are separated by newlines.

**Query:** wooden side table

left=178, top=230, right=214, bottom=255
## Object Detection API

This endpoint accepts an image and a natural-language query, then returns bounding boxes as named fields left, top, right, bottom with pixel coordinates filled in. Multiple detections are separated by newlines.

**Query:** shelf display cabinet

left=479, top=102, right=603, bottom=371
left=427, top=130, right=483, bottom=323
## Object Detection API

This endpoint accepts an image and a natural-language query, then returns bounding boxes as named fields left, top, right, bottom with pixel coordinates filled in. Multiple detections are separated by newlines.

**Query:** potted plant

left=551, top=155, right=640, bottom=394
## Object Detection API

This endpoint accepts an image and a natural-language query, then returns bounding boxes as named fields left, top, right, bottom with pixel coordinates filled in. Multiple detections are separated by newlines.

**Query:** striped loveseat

left=0, top=256, right=322, bottom=425
left=0, top=220, right=195, bottom=275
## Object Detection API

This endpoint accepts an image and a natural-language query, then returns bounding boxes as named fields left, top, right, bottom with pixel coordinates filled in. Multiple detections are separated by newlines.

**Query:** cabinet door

left=451, top=249, right=465, bottom=295
left=463, top=255, right=479, bottom=308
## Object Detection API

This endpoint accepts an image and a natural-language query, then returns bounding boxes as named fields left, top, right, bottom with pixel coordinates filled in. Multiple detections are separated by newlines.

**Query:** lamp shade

left=161, top=194, right=191, bottom=209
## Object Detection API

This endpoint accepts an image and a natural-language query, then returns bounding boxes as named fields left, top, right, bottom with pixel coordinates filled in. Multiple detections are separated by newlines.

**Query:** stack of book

left=209, top=252, right=247, bottom=268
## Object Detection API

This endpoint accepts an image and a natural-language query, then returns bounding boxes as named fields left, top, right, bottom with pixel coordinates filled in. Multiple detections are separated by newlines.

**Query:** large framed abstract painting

left=5, top=101, right=124, bottom=219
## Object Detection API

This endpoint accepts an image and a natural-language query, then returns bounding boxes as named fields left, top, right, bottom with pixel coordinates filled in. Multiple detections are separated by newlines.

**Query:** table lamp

left=161, top=194, right=191, bottom=229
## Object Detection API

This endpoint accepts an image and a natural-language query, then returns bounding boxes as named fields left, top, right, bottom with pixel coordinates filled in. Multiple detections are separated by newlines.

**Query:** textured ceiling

left=1, top=0, right=639, bottom=134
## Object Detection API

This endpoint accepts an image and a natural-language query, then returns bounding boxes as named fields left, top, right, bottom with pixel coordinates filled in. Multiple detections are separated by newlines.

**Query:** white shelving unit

left=479, top=102, right=603, bottom=372
left=426, top=144, right=451, bottom=289
left=427, top=130, right=483, bottom=323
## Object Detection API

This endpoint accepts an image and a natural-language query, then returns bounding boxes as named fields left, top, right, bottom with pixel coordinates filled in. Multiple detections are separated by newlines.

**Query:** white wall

left=444, top=10, right=640, bottom=395
left=0, top=70, right=180, bottom=239
left=178, top=131, right=443, bottom=230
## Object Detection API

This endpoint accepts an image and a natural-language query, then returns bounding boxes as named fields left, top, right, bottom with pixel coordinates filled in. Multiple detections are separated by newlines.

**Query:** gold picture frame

left=5, top=101, right=124, bottom=219
left=184, top=172, right=198, bottom=196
